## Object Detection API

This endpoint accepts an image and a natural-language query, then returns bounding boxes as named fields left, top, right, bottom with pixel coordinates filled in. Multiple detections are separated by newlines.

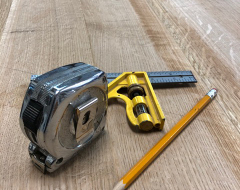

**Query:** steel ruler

left=106, top=71, right=197, bottom=84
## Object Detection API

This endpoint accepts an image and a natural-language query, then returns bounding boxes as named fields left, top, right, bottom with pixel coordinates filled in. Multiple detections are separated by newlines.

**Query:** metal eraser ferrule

left=206, top=88, right=218, bottom=99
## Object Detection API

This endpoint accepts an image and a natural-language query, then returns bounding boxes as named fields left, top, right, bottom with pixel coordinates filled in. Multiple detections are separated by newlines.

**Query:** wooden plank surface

left=0, top=0, right=239, bottom=189
left=0, top=0, right=13, bottom=37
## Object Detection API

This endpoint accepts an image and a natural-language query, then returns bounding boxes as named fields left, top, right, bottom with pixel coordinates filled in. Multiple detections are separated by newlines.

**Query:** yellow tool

left=108, top=72, right=165, bottom=131
left=113, top=88, right=218, bottom=190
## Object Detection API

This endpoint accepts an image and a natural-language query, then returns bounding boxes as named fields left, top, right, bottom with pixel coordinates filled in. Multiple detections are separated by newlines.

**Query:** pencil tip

left=113, top=180, right=125, bottom=190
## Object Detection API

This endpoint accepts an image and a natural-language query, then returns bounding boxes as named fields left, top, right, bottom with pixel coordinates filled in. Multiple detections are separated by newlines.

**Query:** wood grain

left=0, top=0, right=239, bottom=189
left=0, top=0, right=13, bottom=37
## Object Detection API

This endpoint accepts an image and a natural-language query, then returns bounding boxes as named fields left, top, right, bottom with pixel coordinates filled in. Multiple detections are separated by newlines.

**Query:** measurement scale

left=107, top=71, right=197, bottom=84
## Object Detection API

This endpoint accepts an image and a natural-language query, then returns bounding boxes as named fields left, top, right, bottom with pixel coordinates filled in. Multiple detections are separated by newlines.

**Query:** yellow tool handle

left=108, top=72, right=165, bottom=131
left=113, top=88, right=217, bottom=190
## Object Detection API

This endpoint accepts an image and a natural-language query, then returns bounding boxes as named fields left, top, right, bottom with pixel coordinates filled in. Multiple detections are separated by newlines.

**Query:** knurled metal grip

left=19, top=63, right=108, bottom=173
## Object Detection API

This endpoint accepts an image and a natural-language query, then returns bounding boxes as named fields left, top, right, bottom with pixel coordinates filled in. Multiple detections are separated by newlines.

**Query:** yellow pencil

left=113, top=88, right=218, bottom=190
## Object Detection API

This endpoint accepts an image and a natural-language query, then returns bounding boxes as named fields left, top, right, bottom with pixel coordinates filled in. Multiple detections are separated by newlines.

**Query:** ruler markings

left=106, top=71, right=197, bottom=84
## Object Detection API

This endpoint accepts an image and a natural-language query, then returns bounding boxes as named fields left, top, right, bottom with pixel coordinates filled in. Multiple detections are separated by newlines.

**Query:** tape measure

left=107, top=71, right=197, bottom=84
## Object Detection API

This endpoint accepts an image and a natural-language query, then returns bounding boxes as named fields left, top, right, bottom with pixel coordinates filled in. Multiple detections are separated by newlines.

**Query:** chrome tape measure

left=19, top=63, right=108, bottom=173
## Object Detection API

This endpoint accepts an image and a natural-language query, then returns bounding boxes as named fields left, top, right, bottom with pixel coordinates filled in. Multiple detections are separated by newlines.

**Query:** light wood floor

left=0, top=0, right=239, bottom=189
